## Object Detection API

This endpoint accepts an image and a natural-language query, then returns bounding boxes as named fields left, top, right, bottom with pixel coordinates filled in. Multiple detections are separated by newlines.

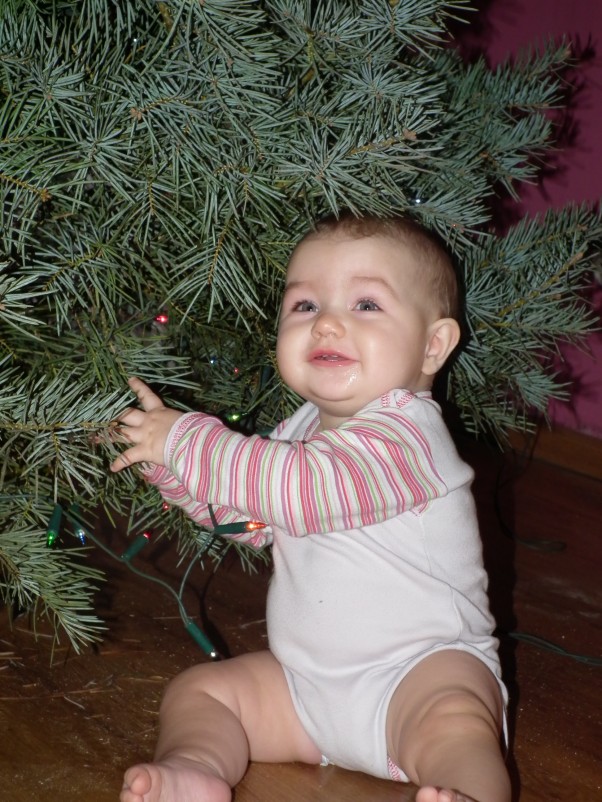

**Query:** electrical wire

left=492, top=443, right=601, bottom=667
left=503, top=630, right=602, bottom=667
left=495, top=436, right=566, bottom=552
left=62, top=505, right=221, bottom=659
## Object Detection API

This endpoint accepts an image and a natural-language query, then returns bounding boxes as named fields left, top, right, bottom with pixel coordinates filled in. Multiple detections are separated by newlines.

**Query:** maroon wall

left=460, top=0, right=602, bottom=436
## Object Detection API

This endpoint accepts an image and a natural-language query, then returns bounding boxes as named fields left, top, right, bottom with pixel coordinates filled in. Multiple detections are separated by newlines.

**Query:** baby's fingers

left=117, top=407, right=146, bottom=428
left=110, top=444, right=144, bottom=473
left=127, top=377, right=164, bottom=412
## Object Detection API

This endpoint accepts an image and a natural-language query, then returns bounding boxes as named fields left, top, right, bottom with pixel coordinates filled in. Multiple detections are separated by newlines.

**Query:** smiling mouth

left=310, top=351, right=355, bottom=364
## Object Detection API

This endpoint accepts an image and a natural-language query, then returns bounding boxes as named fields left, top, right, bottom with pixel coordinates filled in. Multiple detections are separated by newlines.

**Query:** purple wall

left=460, top=0, right=602, bottom=437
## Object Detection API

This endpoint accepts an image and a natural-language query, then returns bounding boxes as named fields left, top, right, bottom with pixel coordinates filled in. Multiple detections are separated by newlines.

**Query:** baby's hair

left=303, top=210, right=460, bottom=320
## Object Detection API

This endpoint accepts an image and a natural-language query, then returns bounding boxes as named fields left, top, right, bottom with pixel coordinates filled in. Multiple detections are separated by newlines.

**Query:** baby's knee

left=387, top=653, right=504, bottom=763
left=161, top=662, right=226, bottom=710
left=416, top=686, right=501, bottom=743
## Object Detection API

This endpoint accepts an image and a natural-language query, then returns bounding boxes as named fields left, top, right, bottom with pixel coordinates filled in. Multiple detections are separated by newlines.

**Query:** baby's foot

left=416, top=787, right=477, bottom=802
left=120, top=755, right=232, bottom=802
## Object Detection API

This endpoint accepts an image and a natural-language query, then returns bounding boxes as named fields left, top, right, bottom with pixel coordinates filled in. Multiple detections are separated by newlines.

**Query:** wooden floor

left=0, top=436, right=600, bottom=801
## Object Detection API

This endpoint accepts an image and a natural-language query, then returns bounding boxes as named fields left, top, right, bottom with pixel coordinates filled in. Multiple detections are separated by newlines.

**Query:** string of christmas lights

left=44, top=501, right=266, bottom=661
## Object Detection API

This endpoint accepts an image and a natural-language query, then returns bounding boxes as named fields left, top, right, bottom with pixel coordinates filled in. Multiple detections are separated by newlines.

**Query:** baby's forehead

left=296, top=230, right=412, bottom=250
left=285, top=233, right=421, bottom=278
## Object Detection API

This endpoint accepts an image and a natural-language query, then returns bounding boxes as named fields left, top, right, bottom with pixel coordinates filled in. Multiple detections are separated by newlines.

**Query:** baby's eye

left=354, top=298, right=380, bottom=311
left=293, top=299, right=318, bottom=312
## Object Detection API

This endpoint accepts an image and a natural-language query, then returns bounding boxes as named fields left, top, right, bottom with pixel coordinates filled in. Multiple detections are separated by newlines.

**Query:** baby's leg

left=121, top=650, right=322, bottom=802
left=386, top=650, right=510, bottom=802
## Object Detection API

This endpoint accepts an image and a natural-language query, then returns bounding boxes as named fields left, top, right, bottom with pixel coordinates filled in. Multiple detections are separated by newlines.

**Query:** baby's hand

left=110, top=377, right=185, bottom=472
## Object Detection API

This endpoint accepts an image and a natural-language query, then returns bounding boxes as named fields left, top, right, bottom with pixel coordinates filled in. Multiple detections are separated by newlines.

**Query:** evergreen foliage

left=1, top=0, right=600, bottom=650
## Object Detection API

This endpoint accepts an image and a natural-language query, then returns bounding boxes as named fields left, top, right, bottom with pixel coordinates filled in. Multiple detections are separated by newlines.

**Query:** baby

left=111, top=212, right=510, bottom=802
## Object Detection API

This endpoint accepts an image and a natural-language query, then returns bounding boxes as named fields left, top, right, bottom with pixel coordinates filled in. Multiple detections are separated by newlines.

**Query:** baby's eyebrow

left=282, top=279, right=311, bottom=294
left=350, top=275, right=397, bottom=295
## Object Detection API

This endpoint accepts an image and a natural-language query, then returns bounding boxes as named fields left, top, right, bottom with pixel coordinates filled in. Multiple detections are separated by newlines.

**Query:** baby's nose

left=311, top=311, right=345, bottom=338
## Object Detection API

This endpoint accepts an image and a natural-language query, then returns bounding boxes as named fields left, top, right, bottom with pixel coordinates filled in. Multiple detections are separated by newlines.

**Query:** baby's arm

left=111, top=379, right=447, bottom=537
left=165, top=402, right=448, bottom=536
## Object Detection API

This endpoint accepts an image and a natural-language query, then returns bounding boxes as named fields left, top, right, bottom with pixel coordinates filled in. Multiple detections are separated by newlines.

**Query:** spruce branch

left=0, top=0, right=600, bottom=646
left=0, top=509, right=105, bottom=653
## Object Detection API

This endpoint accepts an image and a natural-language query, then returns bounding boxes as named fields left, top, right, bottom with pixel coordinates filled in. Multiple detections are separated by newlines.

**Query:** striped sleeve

left=141, top=463, right=273, bottom=549
left=166, top=406, right=448, bottom=537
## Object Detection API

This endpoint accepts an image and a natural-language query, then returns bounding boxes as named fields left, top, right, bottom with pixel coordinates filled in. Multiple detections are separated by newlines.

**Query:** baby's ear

left=422, top=318, right=461, bottom=376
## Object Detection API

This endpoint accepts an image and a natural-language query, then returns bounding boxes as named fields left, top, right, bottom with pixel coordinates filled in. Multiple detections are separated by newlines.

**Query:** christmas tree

left=1, top=0, right=600, bottom=652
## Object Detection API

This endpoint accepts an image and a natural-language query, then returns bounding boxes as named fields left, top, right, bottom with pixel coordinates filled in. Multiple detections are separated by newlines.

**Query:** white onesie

left=266, top=393, right=504, bottom=778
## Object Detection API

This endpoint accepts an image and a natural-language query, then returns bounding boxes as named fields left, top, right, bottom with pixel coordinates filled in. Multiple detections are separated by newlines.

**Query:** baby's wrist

left=163, top=411, right=205, bottom=468
left=141, top=462, right=170, bottom=484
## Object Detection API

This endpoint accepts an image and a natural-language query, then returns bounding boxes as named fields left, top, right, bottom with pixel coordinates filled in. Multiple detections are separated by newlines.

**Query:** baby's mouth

left=310, top=350, right=355, bottom=364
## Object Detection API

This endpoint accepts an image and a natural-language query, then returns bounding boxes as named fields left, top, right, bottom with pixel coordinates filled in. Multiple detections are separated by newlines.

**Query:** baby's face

left=276, top=233, right=440, bottom=430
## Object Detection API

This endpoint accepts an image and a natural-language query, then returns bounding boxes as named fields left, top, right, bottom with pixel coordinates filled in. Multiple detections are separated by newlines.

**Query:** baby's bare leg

left=121, top=650, right=322, bottom=802
left=386, top=650, right=510, bottom=802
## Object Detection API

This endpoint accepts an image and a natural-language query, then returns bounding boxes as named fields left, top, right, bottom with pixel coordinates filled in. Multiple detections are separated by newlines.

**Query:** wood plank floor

left=0, top=436, right=600, bottom=801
